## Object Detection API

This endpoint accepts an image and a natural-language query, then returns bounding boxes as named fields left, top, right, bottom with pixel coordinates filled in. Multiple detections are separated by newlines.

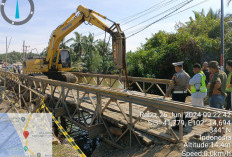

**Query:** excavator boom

left=23, top=5, right=127, bottom=84
left=46, top=5, right=126, bottom=71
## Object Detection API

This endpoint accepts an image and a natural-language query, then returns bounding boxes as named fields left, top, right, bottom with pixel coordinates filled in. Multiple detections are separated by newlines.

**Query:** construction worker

left=225, top=60, right=232, bottom=110
left=208, top=61, right=227, bottom=136
left=189, top=63, right=207, bottom=121
left=189, top=63, right=207, bottom=107
left=164, top=61, right=190, bottom=130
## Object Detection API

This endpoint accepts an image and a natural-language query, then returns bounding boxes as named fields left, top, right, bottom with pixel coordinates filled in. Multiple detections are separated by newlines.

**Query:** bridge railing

left=1, top=71, right=232, bottom=148
left=71, top=72, right=172, bottom=96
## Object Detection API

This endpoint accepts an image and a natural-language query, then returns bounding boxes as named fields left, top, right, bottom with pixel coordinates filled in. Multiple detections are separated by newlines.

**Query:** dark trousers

left=172, top=93, right=187, bottom=126
left=172, top=93, right=187, bottom=102
left=226, top=92, right=231, bottom=110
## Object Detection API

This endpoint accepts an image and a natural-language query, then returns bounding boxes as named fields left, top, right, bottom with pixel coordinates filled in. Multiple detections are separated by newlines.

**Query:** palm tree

left=82, top=33, right=102, bottom=72
left=67, top=32, right=85, bottom=62
left=59, top=38, right=70, bottom=49
left=206, top=8, right=220, bottom=19
left=96, top=39, right=111, bottom=57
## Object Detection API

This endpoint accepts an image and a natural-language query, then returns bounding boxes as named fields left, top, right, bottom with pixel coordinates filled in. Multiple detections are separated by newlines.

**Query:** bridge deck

left=52, top=86, right=213, bottom=143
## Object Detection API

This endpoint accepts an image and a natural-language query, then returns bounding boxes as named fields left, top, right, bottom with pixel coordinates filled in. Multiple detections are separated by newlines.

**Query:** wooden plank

left=135, top=124, right=176, bottom=143
left=135, top=131, right=153, bottom=145
left=179, top=112, right=184, bottom=142
left=74, top=99, right=176, bottom=142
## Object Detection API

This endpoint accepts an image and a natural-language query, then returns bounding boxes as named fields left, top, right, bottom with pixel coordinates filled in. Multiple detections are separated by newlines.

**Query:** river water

left=66, top=77, right=126, bottom=156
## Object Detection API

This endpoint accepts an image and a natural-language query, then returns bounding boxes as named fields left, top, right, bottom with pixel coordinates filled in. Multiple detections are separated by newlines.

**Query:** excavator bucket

left=112, top=36, right=126, bottom=70
left=112, top=24, right=126, bottom=70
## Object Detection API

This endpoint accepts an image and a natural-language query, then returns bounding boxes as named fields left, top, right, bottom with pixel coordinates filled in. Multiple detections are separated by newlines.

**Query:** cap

left=172, top=61, right=184, bottom=66
left=208, top=61, right=219, bottom=69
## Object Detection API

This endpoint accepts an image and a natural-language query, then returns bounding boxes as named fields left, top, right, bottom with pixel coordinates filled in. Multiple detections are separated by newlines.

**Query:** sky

left=0, top=0, right=232, bottom=54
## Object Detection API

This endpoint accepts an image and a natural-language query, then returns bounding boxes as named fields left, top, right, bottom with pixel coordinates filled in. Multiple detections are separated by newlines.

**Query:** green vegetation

left=0, top=51, right=39, bottom=64
left=59, top=33, right=116, bottom=74
left=127, top=9, right=232, bottom=79
left=0, top=51, right=22, bottom=63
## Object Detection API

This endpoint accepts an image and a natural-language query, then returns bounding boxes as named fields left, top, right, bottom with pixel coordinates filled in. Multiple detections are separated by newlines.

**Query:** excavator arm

left=46, top=5, right=126, bottom=71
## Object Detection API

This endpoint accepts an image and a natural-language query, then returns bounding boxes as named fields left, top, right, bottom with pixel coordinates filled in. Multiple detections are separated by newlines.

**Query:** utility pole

left=220, top=0, right=225, bottom=71
left=4, top=37, right=12, bottom=94
left=5, top=37, right=7, bottom=65
left=23, top=41, right=25, bottom=60
left=25, top=45, right=30, bottom=58
left=4, top=37, right=7, bottom=94
left=22, top=41, right=30, bottom=60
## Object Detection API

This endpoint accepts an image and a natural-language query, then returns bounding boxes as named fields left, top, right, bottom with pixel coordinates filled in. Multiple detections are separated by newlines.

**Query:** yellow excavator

left=23, top=5, right=127, bottom=83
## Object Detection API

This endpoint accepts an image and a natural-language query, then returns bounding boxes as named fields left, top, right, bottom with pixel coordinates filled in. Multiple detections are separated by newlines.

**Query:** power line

left=126, top=0, right=193, bottom=39
left=119, top=0, right=172, bottom=23
left=123, top=0, right=190, bottom=33
left=74, top=0, right=208, bottom=40
left=120, top=0, right=175, bottom=25
left=94, top=0, right=189, bottom=38
left=170, top=0, right=210, bottom=17
left=125, top=0, right=209, bottom=36
left=82, top=0, right=176, bottom=36
left=81, top=0, right=171, bottom=35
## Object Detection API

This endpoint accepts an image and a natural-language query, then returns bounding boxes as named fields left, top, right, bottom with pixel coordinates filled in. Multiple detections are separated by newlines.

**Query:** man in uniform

left=208, top=61, right=227, bottom=136
left=164, top=61, right=190, bottom=130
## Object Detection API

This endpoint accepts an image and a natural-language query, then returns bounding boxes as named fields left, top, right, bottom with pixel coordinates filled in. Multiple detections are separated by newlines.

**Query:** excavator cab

left=45, top=49, right=75, bottom=82
left=59, top=50, right=71, bottom=68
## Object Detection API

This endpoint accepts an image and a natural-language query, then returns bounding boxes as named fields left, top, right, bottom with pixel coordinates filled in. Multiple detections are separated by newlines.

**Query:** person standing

left=208, top=61, right=227, bottom=108
left=13, top=66, right=17, bottom=73
left=202, top=61, right=210, bottom=85
left=189, top=63, right=207, bottom=107
left=164, top=61, right=190, bottom=129
left=189, top=63, right=207, bottom=120
left=208, top=61, right=227, bottom=136
left=225, top=60, right=232, bottom=110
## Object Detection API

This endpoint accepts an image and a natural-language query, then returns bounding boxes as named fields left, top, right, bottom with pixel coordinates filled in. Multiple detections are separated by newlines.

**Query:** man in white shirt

left=189, top=63, right=207, bottom=107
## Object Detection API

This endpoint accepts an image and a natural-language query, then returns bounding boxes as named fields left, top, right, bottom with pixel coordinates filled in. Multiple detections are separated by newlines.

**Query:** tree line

left=127, top=9, right=232, bottom=79
left=0, top=51, right=38, bottom=64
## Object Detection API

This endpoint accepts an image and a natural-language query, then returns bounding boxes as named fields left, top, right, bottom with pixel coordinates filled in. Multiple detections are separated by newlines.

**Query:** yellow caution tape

left=37, top=98, right=86, bottom=157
